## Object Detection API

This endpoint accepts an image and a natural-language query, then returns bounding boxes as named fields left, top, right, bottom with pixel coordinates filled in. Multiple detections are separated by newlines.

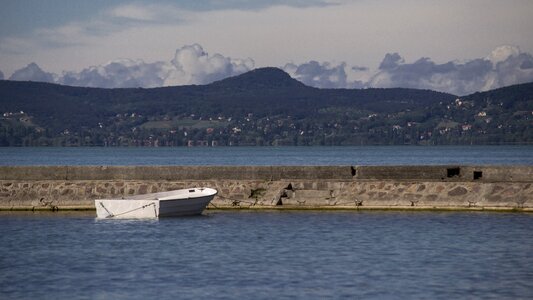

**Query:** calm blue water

left=0, top=211, right=532, bottom=299
left=0, top=145, right=532, bottom=165
left=2, top=147, right=532, bottom=299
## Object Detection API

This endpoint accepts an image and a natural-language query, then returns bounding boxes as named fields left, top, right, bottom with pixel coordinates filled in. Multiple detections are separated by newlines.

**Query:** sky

left=1, top=0, right=533, bottom=95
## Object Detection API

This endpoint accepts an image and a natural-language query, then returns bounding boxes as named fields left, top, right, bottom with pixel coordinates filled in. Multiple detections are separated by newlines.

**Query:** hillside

left=0, top=67, right=531, bottom=146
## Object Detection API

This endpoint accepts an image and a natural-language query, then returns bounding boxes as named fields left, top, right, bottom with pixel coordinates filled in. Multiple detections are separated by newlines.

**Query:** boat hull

left=158, top=195, right=214, bottom=217
left=95, top=188, right=217, bottom=219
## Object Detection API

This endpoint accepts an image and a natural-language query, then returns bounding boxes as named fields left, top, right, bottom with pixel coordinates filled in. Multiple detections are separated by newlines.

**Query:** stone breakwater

left=0, top=166, right=532, bottom=211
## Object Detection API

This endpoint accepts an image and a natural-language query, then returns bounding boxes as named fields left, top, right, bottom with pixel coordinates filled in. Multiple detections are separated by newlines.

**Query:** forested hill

left=0, top=67, right=532, bottom=146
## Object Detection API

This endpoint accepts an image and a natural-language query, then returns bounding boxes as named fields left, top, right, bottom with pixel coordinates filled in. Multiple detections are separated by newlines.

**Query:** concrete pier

left=0, top=165, right=532, bottom=211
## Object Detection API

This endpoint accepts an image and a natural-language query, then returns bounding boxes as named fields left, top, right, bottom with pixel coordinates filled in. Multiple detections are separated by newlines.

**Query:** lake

left=0, top=145, right=533, bottom=165
left=1, top=210, right=532, bottom=299
left=1, top=146, right=532, bottom=299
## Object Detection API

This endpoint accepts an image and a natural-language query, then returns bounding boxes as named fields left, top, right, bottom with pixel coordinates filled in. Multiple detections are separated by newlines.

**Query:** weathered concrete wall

left=0, top=166, right=532, bottom=211
left=0, top=166, right=353, bottom=181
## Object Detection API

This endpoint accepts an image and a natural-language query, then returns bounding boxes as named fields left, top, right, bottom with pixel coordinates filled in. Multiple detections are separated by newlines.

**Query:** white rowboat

left=95, top=187, right=217, bottom=219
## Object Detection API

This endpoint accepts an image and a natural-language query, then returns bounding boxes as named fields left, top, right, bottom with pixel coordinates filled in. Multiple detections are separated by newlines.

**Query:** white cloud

left=4, top=44, right=533, bottom=95
left=58, top=59, right=168, bottom=88
left=281, top=45, right=533, bottom=94
left=283, top=61, right=364, bottom=89
left=1, top=0, right=532, bottom=79
left=9, top=63, right=55, bottom=83
left=53, top=44, right=254, bottom=88
left=164, top=44, right=254, bottom=85
left=486, top=45, right=521, bottom=66
left=3, top=44, right=254, bottom=88
left=367, top=46, right=533, bottom=95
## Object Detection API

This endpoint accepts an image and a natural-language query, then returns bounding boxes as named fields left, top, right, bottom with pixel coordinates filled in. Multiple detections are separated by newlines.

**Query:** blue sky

left=1, top=0, right=533, bottom=94
left=0, top=0, right=330, bottom=39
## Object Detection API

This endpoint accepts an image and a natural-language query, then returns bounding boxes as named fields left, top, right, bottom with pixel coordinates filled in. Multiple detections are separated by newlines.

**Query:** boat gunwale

left=97, top=187, right=218, bottom=202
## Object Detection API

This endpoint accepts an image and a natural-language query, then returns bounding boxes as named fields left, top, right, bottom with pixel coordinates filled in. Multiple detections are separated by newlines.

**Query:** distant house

left=197, top=140, right=209, bottom=147
left=187, top=140, right=210, bottom=147
left=461, top=124, right=472, bottom=131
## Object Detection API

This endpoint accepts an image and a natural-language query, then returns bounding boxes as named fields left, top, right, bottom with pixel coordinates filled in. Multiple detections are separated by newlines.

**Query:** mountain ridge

left=0, top=67, right=532, bottom=146
left=210, top=67, right=308, bottom=89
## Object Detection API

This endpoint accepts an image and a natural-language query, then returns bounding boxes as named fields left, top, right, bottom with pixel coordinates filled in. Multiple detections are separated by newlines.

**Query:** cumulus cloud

left=486, top=45, right=521, bottom=65
left=283, top=61, right=364, bottom=89
left=9, top=63, right=55, bottom=83
left=13, top=44, right=253, bottom=88
left=378, top=53, right=404, bottom=70
left=58, top=59, right=168, bottom=88
left=4, top=45, right=533, bottom=95
left=483, top=50, right=533, bottom=90
left=368, top=56, right=493, bottom=95
left=281, top=45, right=533, bottom=94
left=368, top=45, right=533, bottom=95
left=164, top=44, right=254, bottom=86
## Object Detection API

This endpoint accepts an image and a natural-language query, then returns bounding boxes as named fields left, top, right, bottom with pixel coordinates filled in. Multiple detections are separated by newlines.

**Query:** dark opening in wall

left=447, top=167, right=460, bottom=178
left=473, top=171, right=483, bottom=180
left=351, top=166, right=356, bottom=177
